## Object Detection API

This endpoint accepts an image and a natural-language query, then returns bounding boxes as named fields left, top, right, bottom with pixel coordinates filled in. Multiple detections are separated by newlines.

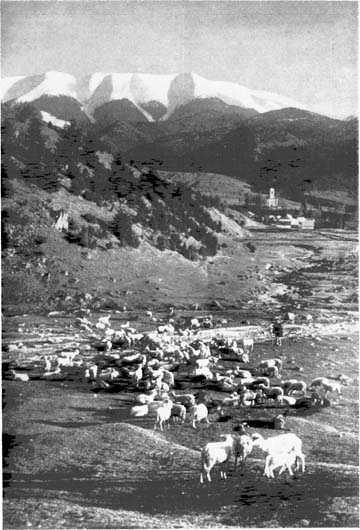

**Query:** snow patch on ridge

left=17, top=71, right=78, bottom=103
left=40, top=111, right=70, bottom=129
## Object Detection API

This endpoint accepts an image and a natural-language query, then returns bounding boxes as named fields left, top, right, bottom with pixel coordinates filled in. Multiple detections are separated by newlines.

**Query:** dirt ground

left=2, top=311, right=359, bottom=528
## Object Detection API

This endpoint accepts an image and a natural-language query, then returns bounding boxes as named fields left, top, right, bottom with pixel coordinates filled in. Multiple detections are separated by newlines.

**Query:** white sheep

left=257, top=384, right=284, bottom=404
left=234, top=434, right=253, bottom=469
left=282, top=395, right=297, bottom=406
left=190, top=403, right=210, bottom=429
left=169, top=391, right=196, bottom=408
left=200, top=434, right=236, bottom=483
left=194, top=367, right=214, bottom=380
left=257, top=358, right=282, bottom=375
left=236, top=369, right=253, bottom=379
left=309, top=377, right=342, bottom=397
left=135, top=389, right=158, bottom=405
left=239, top=388, right=257, bottom=407
left=130, top=404, right=149, bottom=417
left=42, top=356, right=52, bottom=372
left=287, top=312, right=296, bottom=323
left=252, top=432, right=305, bottom=478
left=88, top=364, right=98, bottom=380
left=221, top=392, right=240, bottom=407
left=336, top=374, right=352, bottom=385
left=242, top=337, right=254, bottom=353
left=154, top=400, right=173, bottom=431
left=40, top=368, right=62, bottom=380
left=266, top=449, right=298, bottom=478
left=98, top=315, right=111, bottom=327
left=190, top=318, right=201, bottom=329
left=162, top=369, right=175, bottom=388
left=10, top=370, right=30, bottom=382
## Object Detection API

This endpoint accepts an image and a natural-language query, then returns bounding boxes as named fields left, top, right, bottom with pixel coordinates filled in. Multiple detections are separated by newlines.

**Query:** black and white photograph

left=1, top=0, right=359, bottom=528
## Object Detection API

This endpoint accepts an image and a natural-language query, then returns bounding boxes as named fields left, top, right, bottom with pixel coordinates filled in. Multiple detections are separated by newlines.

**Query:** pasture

left=2, top=311, right=359, bottom=528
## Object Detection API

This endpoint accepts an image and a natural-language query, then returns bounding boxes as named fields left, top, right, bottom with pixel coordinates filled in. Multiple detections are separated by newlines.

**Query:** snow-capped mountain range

left=1, top=70, right=306, bottom=125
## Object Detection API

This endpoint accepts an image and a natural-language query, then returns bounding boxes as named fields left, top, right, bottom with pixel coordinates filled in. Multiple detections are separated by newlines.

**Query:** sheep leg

left=264, top=455, right=271, bottom=477
left=278, top=464, right=286, bottom=476
left=298, top=454, right=305, bottom=472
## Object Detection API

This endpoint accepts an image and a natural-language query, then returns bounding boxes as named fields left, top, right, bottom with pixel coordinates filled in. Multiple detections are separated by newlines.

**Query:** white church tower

left=266, top=187, right=279, bottom=208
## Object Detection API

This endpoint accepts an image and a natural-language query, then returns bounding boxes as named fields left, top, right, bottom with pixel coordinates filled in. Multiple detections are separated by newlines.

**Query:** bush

left=244, top=241, right=256, bottom=253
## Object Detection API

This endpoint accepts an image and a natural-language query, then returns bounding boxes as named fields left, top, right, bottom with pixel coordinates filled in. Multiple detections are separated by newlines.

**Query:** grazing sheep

left=273, top=413, right=286, bottom=430
left=190, top=318, right=201, bottom=329
left=10, top=370, right=30, bottom=382
left=169, top=391, right=196, bottom=408
left=154, top=400, right=173, bottom=431
left=130, top=404, right=149, bottom=417
left=148, top=401, right=167, bottom=413
left=309, top=377, right=342, bottom=397
left=221, top=392, right=240, bottom=407
left=257, top=384, right=284, bottom=404
left=200, top=434, right=236, bottom=483
left=336, top=374, right=352, bottom=385
left=234, top=434, right=253, bottom=469
left=251, top=432, right=305, bottom=478
left=266, top=449, right=298, bottom=478
left=40, top=368, right=62, bottom=380
left=257, top=358, right=282, bottom=375
left=194, top=367, right=214, bottom=380
left=42, top=356, right=52, bottom=372
left=155, top=380, right=170, bottom=394
left=190, top=403, right=210, bottom=429
left=171, top=403, right=187, bottom=424
left=98, top=315, right=111, bottom=327
left=242, top=337, right=254, bottom=353
left=239, top=388, right=257, bottom=407
left=236, top=369, right=253, bottom=379
left=287, top=312, right=296, bottom=324
left=247, top=377, right=271, bottom=389
left=88, top=364, right=98, bottom=380
left=98, top=367, right=120, bottom=382
left=162, top=369, right=175, bottom=388
left=135, top=389, right=158, bottom=405
left=281, top=379, right=307, bottom=396
left=238, top=351, right=250, bottom=363
left=282, top=395, right=297, bottom=406
left=55, top=356, right=73, bottom=368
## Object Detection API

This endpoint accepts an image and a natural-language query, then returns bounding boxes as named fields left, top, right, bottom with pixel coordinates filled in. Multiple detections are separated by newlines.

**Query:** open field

left=2, top=227, right=359, bottom=528
left=2, top=310, right=359, bottom=528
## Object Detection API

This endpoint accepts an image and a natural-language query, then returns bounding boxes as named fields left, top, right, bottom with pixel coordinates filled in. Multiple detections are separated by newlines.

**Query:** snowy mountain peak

left=2, top=70, right=307, bottom=121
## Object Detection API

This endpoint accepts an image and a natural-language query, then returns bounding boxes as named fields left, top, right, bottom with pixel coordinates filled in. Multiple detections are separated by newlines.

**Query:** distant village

left=240, top=187, right=358, bottom=230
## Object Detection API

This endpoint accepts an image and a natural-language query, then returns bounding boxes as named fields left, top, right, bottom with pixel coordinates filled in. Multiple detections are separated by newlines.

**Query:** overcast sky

left=1, top=0, right=358, bottom=118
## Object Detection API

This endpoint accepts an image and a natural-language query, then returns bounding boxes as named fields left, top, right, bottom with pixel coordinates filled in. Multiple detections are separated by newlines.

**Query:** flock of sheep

left=8, top=309, right=351, bottom=483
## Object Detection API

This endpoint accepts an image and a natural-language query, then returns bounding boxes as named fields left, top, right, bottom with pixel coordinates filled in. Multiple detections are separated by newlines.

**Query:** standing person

left=272, top=317, right=284, bottom=347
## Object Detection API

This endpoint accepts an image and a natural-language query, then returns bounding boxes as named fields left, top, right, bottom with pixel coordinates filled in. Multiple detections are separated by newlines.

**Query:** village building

left=266, top=187, right=279, bottom=209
